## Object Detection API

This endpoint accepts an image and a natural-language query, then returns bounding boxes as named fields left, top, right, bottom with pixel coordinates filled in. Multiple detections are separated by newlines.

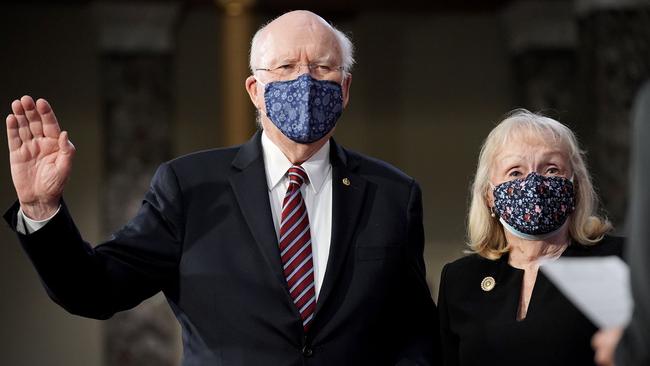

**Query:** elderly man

left=4, top=10, right=439, bottom=365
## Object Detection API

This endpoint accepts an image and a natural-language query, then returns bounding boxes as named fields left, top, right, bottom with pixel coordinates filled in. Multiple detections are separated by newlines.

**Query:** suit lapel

left=229, top=132, right=288, bottom=288
left=229, top=134, right=370, bottom=332
left=315, top=140, right=368, bottom=315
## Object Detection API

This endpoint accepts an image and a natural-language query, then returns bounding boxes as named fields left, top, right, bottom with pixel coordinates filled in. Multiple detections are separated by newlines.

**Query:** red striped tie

left=280, top=165, right=316, bottom=331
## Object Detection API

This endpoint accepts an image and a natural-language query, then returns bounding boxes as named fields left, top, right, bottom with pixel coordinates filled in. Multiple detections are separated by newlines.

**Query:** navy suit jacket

left=5, top=132, right=440, bottom=365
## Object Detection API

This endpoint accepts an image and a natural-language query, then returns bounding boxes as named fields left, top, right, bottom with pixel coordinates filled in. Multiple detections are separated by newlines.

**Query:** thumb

left=55, top=131, right=75, bottom=176
left=58, top=131, right=75, bottom=155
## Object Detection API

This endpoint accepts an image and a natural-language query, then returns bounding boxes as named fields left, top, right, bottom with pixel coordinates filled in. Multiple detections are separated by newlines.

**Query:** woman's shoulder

left=565, top=234, right=625, bottom=257
left=439, top=252, right=511, bottom=302
left=442, top=252, right=502, bottom=281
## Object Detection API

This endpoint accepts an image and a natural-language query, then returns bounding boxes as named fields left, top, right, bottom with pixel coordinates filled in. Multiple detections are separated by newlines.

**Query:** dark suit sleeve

left=3, top=162, right=184, bottom=320
left=438, top=264, right=459, bottom=366
left=616, top=81, right=650, bottom=365
left=395, top=180, right=441, bottom=365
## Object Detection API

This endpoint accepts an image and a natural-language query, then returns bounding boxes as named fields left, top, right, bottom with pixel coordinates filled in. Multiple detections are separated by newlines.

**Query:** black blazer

left=5, top=132, right=439, bottom=366
left=438, top=236, right=624, bottom=366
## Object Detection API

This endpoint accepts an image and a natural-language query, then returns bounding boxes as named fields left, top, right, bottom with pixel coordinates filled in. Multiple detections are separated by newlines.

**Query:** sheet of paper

left=541, top=256, right=632, bottom=328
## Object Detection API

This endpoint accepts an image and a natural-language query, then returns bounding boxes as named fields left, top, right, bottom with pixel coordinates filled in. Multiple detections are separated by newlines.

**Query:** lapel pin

left=342, top=178, right=351, bottom=186
left=481, top=276, right=496, bottom=292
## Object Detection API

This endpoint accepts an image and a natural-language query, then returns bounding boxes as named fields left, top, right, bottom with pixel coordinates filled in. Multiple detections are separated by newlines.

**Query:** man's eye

left=273, top=64, right=295, bottom=72
left=315, top=65, right=331, bottom=71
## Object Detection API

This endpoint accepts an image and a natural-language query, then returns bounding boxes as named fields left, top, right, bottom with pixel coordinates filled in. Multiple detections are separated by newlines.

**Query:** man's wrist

left=20, top=200, right=61, bottom=221
left=18, top=205, right=61, bottom=234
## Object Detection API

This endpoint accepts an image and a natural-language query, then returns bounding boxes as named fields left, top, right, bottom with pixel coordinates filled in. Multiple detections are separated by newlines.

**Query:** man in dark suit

left=4, top=10, right=439, bottom=365
left=592, top=81, right=650, bottom=366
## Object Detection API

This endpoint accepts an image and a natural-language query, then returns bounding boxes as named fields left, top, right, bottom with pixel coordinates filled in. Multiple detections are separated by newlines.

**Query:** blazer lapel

left=229, top=132, right=288, bottom=288
left=315, top=140, right=368, bottom=315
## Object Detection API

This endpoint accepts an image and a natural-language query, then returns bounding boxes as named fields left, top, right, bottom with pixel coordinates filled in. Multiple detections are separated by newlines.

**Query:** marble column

left=92, top=2, right=182, bottom=365
left=216, top=0, right=256, bottom=145
left=575, top=0, right=650, bottom=226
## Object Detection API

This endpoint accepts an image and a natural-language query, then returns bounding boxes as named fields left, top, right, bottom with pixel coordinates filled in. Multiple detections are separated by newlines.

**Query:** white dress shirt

left=261, top=131, right=332, bottom=299
left=18, top=132, right=334, bottom=298
left=17, top=206, right=60, bottom=234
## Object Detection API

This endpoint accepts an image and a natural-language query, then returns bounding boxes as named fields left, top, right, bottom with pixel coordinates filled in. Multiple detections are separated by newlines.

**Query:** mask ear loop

left=487, top=181, right=498, bottom=218
left=254, top=76, right=270, bottom=118
left=254, top=76, right=266, bottom=87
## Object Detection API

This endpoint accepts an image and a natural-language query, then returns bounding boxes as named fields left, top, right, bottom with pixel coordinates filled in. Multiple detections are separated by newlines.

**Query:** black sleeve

left=616, top=81, right=650, bottom=366
left=438, top=263, right=459, bottom=366
left=3, top=162, right=184, bottom=320
left=395, top=180, right=442, bottom=366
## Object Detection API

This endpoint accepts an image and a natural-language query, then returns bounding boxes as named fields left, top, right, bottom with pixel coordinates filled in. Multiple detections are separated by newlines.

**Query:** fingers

left=36, top=98, right=61, bottom=138
left=11, top=99, right=33, bottom=142
left=21, top=95, right=44, bottom=137
left=591, top=330, right=618, bottom=366
left=6, top=114, right=22, bottom=151
left=8, top=95, right=63, bottom=152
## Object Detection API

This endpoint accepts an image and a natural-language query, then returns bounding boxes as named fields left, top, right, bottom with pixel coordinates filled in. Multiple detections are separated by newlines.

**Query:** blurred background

left=1, top=0, right=649, bottom=364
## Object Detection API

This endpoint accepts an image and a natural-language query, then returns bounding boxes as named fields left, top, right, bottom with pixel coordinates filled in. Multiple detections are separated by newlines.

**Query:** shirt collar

left=261, top=131, right=331, bottom=194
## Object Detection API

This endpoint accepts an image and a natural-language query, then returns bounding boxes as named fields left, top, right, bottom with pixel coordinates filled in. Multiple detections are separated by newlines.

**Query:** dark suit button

left=302, top=345, right=313, bottom=357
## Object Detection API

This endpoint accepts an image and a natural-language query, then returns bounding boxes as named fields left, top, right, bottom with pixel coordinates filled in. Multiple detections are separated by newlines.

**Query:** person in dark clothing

left=439, top=109, right=619, bottom=366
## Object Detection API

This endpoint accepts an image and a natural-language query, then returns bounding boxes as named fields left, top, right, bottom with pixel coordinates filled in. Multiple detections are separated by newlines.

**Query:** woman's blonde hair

left=468, top=109, right=612, bottom=259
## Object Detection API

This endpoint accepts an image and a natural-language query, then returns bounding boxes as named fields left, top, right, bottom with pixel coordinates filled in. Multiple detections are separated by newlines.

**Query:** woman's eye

left=508, top=170, right=522, bottom=177
left=546, top=167, right=560, bottom=175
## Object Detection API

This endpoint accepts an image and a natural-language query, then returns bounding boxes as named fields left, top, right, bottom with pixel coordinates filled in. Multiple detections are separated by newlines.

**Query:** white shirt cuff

left=16, top=205, right=61, bottom=234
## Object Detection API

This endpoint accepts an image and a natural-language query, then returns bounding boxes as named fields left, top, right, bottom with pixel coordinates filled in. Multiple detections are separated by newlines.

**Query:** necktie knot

left=287, top=165, right=308, bottom=188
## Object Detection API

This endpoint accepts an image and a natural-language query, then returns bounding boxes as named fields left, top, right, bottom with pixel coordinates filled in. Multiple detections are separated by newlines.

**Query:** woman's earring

left=490, top=207, right=496, bottom=218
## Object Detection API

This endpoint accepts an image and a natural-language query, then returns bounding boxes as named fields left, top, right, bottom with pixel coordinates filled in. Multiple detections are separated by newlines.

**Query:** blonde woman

left=438, top=109, right=623, bottom=366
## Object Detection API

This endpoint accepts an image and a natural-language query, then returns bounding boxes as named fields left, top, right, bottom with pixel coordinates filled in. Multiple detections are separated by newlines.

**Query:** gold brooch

left=342, top=178, right=351, bottom=186
left=481, top=276, right=496, bottom=292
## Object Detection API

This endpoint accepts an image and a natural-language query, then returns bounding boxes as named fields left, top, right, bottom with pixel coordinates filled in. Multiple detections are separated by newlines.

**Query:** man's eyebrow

left=311, top=55, right=337, bottom=64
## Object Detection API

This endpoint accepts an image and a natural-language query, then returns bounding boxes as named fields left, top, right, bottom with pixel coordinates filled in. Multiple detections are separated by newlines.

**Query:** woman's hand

left=592, top=327, right=624, bottom=366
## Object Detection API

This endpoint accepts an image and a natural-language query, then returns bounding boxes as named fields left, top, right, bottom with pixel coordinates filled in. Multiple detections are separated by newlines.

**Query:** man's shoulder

left=166, top=145, right=241, bottom=170
left=160, top=145, right=245, bottom=183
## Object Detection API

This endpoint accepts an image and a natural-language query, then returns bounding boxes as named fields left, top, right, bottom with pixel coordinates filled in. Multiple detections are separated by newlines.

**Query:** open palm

left=6, top=96, right=75, bottom=220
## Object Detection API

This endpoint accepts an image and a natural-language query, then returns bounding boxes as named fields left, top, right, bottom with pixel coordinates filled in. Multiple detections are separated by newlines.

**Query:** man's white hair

left=248, top=14, right=355, bottom=74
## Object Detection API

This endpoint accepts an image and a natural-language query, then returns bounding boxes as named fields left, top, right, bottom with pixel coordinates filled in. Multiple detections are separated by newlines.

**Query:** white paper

left=541, top=256, right=632, bottom=328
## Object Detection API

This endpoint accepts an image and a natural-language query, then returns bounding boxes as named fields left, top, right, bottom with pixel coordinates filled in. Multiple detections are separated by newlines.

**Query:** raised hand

left=6, top=96, right=75, bottom=220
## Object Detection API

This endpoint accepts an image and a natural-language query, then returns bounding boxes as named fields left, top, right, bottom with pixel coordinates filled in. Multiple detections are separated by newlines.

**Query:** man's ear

left=341, top=73, right=352, bottom=108
left=245, top=75, right=261, bottom=109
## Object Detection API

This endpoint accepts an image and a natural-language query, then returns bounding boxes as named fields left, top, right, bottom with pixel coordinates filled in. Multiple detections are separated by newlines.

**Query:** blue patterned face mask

left=492, top=172, right=576, bottom=240
left=258, top=73, right=343, bottom=144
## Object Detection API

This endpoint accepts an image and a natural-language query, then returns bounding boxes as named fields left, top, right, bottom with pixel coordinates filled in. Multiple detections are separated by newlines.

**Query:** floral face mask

left=259, top=73, right=343, bottom=144
left=492, top=172, right=576, bottom=240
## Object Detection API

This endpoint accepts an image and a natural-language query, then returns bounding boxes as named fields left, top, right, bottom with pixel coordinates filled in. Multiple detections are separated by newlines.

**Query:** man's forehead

left=265, top=10, right=330, bottom=32
left=257, top=29, right=341, bottom=63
